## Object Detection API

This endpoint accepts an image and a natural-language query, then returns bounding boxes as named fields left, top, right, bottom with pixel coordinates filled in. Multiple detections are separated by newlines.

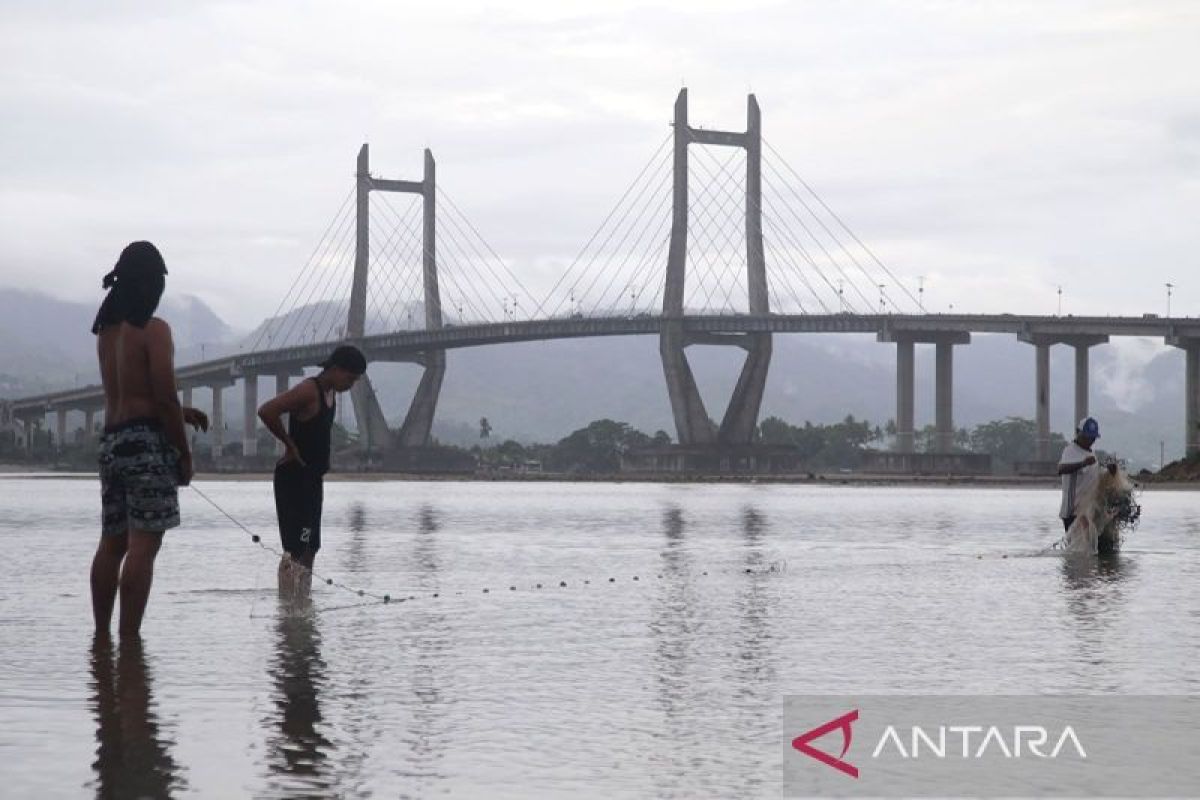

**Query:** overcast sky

left=2, top=1, right=1198, bottom=329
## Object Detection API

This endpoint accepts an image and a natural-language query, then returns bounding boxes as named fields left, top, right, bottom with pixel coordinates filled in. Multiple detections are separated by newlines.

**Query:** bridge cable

left=582, top=173, right=673, bottom=316
left=764, top=139, right=920, bottom=310
left=599, top=190, right=674, bottom=316
left=534, top=133, right=672, bottom=319
left=691, top=143, right=820, bottom=316
left=271, top=198, right=358, bottom=347
left=376, top=190, right=496, bottom=324
left=367, top=194, right=426, bottom=332
left=273, top=197, right=360, bottom=347
left=761, top=163, right=879, bottom=313
left=761, top=152, right=908, bottom=313
left=691, top=142, right=852, bottom=314
left=559, top=147, right=672, bottom=317
left=271, top=205, right=359, bottom=348
left=761, top=205, right=849, bottom=313
left=564, top=147, right=674, bottom=317
left=250, top=189, right=354, bottom=352
left=438, top=188, right=539, bottom=313
left=374, top=190, right=497, bottom=324
left=685, top=145, right=750, bottom=313
left=434, top=192, right=534, bottom=321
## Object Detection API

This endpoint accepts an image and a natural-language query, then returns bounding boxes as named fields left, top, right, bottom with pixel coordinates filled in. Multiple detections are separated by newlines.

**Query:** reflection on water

left=400, top=503, right=451, bottom=792
left=89, top=635, right=184, bottom=798
left=1060, top=554, right=1137, bottom=691
left=648, top=505, right=698, bottom=793
left=264, top=607, right=333, bottom=798
left=735, top=506, right=775, bottom=686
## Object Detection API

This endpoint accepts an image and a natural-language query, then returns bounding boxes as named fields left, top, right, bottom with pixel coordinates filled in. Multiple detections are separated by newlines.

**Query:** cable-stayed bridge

left=8, top=90, right=1200, bottom=465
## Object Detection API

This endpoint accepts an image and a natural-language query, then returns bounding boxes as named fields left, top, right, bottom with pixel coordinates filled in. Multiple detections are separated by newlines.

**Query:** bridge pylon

left=660, top=89, right=772, bottom=445
left=347, top=144, right=445, bottom=453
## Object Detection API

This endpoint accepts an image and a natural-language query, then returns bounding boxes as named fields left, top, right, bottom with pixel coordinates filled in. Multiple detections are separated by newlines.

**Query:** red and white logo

left=792, top=709, right=860, bottom=779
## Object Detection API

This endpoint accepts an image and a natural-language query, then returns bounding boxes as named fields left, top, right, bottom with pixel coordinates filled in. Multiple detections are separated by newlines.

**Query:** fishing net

left=1061, top=464, right=1141, bottom=554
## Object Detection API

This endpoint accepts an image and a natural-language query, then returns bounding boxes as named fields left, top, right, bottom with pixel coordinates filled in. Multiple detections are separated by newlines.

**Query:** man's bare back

left=97, top=318, right=192, bottom=482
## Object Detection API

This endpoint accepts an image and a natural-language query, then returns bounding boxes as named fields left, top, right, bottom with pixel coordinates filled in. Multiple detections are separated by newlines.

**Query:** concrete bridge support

left=1035, top=342, right=1051, bottom=461
left=659, top=89, right=773, bottom=446
left=1019, top=333, right=1107, bottom=460
left=208, top=382, right=233, bottom=467
left=1188, top=344, right=1200, bottom=456
left=1167, top=335, right=1200, bottom=456
left=880, top=330, right=969, bottom=454
left=84, top=409, right=96, bottom=442
left=397, top=349, right=445, bottom=448
left=894, top=339, right=915, bottom=453
left=241, top=375, right=259, bottom=458
left=935, top=340, right=956, bottom=453
left=55, top=408, right=67, bottom=451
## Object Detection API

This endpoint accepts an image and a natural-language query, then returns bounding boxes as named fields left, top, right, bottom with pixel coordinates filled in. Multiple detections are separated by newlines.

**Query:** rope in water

left=187, top=484, right=786, bottom=613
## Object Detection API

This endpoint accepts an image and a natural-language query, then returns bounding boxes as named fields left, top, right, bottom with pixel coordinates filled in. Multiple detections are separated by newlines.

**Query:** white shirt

left=1058, top=441, right=1099, bottom=519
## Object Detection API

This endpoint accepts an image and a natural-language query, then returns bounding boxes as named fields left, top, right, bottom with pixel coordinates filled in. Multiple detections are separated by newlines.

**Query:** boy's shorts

left=98, top=417, right=181, bottom=536
left=273, top=462, right=324, bottom=557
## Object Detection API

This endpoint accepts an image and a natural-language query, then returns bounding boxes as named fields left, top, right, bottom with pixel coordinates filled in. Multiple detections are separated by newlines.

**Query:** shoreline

left=2, top=465, right=1195, bottom=489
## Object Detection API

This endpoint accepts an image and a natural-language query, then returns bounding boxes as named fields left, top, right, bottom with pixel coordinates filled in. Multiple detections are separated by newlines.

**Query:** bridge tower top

left=663, top=89, right=767, bottom=317
left=347, top=144, right=441, bottom=339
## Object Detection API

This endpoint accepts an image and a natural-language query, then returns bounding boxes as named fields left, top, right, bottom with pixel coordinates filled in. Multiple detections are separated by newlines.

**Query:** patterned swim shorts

left=98, top=417, right=181, bottom=536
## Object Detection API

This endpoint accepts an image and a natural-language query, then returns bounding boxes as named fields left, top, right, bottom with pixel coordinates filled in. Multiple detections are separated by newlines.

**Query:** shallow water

left=1, top=478, right=1197, bottom=798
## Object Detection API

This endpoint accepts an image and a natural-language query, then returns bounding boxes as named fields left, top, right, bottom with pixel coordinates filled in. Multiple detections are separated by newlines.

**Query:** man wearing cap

left=258, top=344, right=366, bottom=590
left=1057, top=417, right=1102, bottom=534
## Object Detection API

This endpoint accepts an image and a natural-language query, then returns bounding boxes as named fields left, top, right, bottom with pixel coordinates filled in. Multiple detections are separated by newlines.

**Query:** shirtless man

left=91, top=241, right=207, bottom=637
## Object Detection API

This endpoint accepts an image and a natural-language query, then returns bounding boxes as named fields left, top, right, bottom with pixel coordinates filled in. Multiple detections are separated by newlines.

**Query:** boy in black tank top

left=258, top=345, right=366, bottom=592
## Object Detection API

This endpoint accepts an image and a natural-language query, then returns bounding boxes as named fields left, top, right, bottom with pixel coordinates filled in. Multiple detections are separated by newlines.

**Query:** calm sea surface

left=1, top=478, right=1197, bottom=798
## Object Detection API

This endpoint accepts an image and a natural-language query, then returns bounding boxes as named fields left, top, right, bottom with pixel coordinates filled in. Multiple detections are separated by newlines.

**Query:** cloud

left=1, top=1, right=1199, bottom=328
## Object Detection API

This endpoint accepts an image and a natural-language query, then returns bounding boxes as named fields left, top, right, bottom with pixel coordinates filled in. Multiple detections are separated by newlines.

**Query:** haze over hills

left=1, top=288, right=1186, bottom=468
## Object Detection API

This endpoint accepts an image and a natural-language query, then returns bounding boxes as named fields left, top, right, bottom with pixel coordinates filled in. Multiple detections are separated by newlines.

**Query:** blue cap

left=1077, top=417, right=1100, bottom=439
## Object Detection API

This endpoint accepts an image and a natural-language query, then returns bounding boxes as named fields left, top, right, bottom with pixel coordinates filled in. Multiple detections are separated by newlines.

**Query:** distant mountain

left=2, top=286, right=1187, bottom=469
left=0, top=288, right=234, bottom=394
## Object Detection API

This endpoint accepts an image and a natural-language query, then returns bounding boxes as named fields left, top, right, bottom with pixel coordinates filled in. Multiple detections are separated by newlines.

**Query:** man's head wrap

left=91, top=241, right=168, bottom=334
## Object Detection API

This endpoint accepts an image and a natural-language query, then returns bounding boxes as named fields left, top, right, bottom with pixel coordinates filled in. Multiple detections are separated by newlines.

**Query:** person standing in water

left=1057, top=416, right=1101, bottom=534
left=92, top=241, right=208, bottom=637
left=258, top=345, right=365, bottom=591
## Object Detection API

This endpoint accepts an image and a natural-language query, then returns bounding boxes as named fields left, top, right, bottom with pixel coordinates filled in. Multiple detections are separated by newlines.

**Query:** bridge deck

left=8, top=313, right=1199, bottom=414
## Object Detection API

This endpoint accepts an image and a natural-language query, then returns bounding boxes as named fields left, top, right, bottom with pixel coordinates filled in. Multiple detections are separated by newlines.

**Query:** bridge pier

left=207, top=381, right=233, bottom=467
left=1189, top=344, right=1200, bottom=456
left=1019, top=333, right=1107, bottom=460
left=241, top=375, right=258, bottom=458
left=894, top=339, right=915, bottom=453
left=935, top=340, right=955, bottom=453
left=55, top=408, right=67, bottom=452
left=397, top=350, right=445, bottom=448
left=1166, top=335, right=1200, bottom=456
left=84, top=408, right=96, bottom=442
left=880, top=330, right=969, bottom=454
left=1035, top=342, right=1051, bottom=460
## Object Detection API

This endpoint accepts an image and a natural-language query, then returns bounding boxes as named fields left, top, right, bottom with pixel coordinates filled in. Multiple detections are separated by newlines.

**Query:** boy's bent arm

left=258, top=381, right=317, bottom=454
left=146, top=320, right=190, bottom=458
